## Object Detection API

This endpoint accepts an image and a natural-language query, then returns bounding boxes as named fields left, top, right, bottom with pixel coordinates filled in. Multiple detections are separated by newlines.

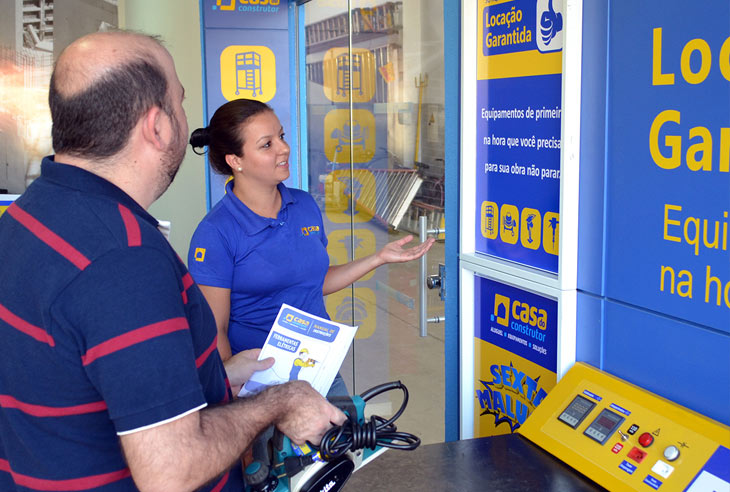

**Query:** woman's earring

left=237, top=167, right=243, bottom=172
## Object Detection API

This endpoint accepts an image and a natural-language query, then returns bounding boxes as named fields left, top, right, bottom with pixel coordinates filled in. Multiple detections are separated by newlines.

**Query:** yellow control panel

left=518, top=362, right=730, bottom=491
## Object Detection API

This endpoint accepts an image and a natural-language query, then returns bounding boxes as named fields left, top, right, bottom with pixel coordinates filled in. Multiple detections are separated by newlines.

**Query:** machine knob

left=244, top=460, right=278, bottom=491
left=427, top=275, right=441, bottom=289
left=638, top=432, right=654, bottom=448
left=617, top=430, right=629, bottom=441
left=663, top=445, right=680, bottom=461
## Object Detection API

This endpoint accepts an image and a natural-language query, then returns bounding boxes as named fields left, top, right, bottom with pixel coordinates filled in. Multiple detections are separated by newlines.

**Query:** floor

left=340, top=234, right=446, bottom=445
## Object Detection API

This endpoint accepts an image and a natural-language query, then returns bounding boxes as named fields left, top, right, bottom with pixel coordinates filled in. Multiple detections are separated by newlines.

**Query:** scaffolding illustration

left=485, top=204, right=495, bottom=236
left=336, top=53, right=363, bottom=97
left=235, top=52, right=262, bottom=97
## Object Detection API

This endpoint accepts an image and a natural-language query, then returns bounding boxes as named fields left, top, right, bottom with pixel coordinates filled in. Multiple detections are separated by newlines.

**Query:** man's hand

left=224, top=349, right=274, bottom=395
left=269, top=381, right=347, bottom=445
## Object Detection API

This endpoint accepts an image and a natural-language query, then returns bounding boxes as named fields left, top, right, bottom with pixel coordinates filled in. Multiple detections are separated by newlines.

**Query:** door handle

left=419, top=216, right=445, bottom=337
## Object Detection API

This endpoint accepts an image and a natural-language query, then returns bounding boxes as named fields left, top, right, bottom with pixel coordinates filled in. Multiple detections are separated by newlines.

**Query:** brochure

left=239, top=304, right=358, bottom=397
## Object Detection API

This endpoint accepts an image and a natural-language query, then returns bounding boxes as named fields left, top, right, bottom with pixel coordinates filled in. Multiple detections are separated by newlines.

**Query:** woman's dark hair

left=189, top=99, right=272, bottom=175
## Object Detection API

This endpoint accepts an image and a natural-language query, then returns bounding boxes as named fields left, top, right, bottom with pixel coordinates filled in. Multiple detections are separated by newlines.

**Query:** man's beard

left=153, top=111, right=186, bottom=200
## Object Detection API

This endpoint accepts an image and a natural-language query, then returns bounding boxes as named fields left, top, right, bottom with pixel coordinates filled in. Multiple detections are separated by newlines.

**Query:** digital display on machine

left=558, top=395, right=596, bottom=429
left=584, top=408, right=625, bottom=445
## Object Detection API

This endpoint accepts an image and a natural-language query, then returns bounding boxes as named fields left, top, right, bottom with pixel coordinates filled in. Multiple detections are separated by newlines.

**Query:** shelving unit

left=22, top=0, right=53, bottom=49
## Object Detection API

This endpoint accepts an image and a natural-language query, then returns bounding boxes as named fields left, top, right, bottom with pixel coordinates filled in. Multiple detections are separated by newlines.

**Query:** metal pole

left=419, top=216, right=428, bottom=337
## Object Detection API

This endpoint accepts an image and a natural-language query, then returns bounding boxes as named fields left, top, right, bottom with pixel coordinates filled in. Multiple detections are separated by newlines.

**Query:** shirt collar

left=40, top=156, right=159, bottom=227
left=222, top=180, right=296, bottom=236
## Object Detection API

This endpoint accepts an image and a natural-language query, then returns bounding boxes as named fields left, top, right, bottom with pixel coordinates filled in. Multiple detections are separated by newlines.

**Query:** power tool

left=243, top=381, right=420, bottom=492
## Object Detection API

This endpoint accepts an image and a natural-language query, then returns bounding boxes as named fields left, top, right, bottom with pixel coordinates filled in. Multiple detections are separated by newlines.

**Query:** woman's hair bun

left=189, top=127, right=211, bottom=149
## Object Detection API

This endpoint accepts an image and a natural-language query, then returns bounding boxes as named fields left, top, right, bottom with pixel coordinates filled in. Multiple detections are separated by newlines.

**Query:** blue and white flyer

left=239, top=304, right=358, bottom=397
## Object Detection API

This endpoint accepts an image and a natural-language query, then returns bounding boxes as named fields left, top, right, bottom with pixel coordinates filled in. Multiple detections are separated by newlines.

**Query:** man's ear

left=140, top=106, right=166, bottom=150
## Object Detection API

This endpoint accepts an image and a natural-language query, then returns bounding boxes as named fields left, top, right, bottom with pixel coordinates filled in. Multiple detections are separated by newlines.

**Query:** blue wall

left=443, top=0, right=461, bottom=442
left=577, top=0, right=730, bottom=425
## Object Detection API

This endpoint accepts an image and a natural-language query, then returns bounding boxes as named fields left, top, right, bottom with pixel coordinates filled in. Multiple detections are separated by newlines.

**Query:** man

left=290, top=348, right=317, bottom=381
left=0, top=31, right=345, bottom=491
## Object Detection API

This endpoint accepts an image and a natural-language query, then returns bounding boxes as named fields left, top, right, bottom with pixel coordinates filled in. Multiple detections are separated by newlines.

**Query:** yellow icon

left=326, top=288, right=376, bottom=339
left=499, top=204, right=519, bottom=245
left=216, top=0, right=235, bottom=10
left=194, top=248, right=206, bottom=262
left=322, top=48, right=376, bottom=103
left=220, top=45, right=276, bottom=102
left=324, top=169, right=375, bottom=224
left=327, top=229, right=377, bottom=281
left=543, top=212, right=560, bottom=255
left=481, top=201, right=498, bottom=239
left=493, top=293, right=510, bottom=327
left=520, top=208, right=541, bottom=250
left=324, top=109, right=376, bottom=164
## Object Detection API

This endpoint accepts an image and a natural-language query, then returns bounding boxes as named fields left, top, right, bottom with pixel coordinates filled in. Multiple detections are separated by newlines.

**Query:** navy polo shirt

left=0, top=157, right=241, bottom=491
left=188, top=181, right=330, bottom=354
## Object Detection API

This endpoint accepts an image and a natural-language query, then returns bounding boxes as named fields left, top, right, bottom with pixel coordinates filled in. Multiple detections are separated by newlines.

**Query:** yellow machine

left=518, top=362, right=730, bottom=491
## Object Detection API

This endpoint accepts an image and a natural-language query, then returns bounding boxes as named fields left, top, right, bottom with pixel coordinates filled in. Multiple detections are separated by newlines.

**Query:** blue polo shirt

left=0, top=157, right=241, bottom=491
left=188, top=181, right=330, bottom=354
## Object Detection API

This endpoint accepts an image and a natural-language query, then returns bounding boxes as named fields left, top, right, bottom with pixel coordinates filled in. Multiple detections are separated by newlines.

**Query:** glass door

left=299, top=0, right=447, bottom=444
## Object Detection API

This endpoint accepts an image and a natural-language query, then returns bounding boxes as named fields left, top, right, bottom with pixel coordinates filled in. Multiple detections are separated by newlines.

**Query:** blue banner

left=475, top=0, right=564, bottom=272
left=474, top=276, right=558, bottom=372
left=202, top=0, right=287, bottom=29
left=201, top=1, right=292, bottom=207
left=605, top=1, right=730, bottom=332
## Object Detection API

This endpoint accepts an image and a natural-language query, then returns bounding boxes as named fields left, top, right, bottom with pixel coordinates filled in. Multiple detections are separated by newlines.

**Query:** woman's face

left=236, top=110, right=290, bottom=187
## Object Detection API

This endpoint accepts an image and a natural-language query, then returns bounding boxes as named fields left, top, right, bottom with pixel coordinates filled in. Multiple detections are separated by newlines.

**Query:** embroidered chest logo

left=301, top=226, right=320, bottom=236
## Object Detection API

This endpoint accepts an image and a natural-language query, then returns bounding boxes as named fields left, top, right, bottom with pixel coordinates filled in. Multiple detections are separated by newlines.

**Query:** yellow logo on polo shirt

left=301, top=226, right=320, bottom=236
left=194, top=248, right=206, bottom=262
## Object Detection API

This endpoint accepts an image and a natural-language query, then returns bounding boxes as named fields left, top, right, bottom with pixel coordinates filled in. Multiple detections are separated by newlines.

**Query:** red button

left=628, top=446, right=647, bottom=463
left=638, top=432, right=654, bottom=447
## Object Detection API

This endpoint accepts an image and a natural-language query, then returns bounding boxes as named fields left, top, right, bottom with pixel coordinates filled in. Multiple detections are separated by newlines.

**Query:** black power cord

left=312, top=381, right=421, bottom=461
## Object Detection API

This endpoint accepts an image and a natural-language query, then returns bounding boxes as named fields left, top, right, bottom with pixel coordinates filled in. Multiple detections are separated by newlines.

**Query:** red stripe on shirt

left=181, top=273, right=194, bottom=305
left=81, top=317, right=189, bottom=366
left=223, top=378, right=231, bottom=403
left=182, top=273, right=194, bottom=290
left=0, top=459, right=131, bottom=491
left=196, top=337, right=217, bottom=368
left=210, top=471, right=229, bottom=492
left=7, top=203, right=90, bottom=270
left=0, top=302, right=55, bottom=347
left=0, top=395, right=107, bottom=417
left=117, top=204, right=141, bottom=247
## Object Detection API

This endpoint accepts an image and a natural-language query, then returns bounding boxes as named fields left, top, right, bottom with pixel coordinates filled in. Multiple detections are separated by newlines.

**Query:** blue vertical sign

left=473, top=276, right=558, bottom=437
left=605, top=1, right=730, bottom=332
left=201, top=0, right=291, bottom=207
left=475, top=0, right=563, bottom=272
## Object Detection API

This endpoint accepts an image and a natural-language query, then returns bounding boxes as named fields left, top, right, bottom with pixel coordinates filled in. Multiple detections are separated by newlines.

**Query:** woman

left=188, top=99, right=434, bottom=392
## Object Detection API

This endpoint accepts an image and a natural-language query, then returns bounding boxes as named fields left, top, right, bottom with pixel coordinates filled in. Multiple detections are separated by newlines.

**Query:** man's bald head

left=49, top=31, right=175, bottom=161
